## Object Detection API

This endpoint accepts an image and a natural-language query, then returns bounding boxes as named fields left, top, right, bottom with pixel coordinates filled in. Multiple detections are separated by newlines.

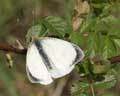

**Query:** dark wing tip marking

left=28, top=71, right=41, bottom=82
left=72, top=44, right=84, bottom=64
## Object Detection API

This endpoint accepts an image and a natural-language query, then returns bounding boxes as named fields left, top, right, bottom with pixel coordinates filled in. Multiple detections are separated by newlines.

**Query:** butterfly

left=26, top=37, right=84, bottom=85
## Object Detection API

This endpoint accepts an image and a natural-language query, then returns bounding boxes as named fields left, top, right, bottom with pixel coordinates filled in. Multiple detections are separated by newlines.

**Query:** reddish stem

left=0, top=42, right=120, bottom=64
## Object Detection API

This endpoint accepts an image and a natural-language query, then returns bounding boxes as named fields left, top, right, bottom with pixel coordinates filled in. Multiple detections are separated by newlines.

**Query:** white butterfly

left=26, top=37, right=84, bottom=85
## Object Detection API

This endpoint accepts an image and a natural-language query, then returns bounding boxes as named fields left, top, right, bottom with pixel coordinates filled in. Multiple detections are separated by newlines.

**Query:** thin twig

left=0, top=42, right=27, bottom=54
left=52, top=77, right=68, bottom=96
left=95, top=55, right=120, bottom=64
left=0, top=42, right=120, bottom=64
left=90, top=83, right=95, bottom=96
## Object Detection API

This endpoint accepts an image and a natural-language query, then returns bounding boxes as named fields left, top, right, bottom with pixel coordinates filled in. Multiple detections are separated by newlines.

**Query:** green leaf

left=94, top=75, right=116, bottom=89
left=44, top=16, right=68, bottom=38
left=70, top=32, right=84, bottom=46
left=26, top=24, right=47, bottom=43
left=79, top=15, right=97, bottom=33
left=94, top=68, right=117, bottom=89
left=101, top=37, right=116, bottom=59
left=26, top=16, right=69, bottom=44
left=93, top=64, right=108, bottom=74
left=95, top=15, right=118, bottom=36
left=63, top=0, right=75, bottom=24
left=113, top=39, right=120, bottom=48
left=71, top=81, right=89, bottom=96
left=86, top=32, right=99, bottom=57
left=91, top=3, right=107, bottom=9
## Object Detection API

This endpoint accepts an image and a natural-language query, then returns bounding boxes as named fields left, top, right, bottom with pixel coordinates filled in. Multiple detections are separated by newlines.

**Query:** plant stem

left=90, top=83, right=95, bottom=96
left=0, top=42, right=120, bottom=65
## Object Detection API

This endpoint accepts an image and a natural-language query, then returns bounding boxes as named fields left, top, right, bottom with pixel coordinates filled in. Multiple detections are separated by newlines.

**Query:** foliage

left=0, top=0, right=120, bottom=96
left=26, top=16, right=68, bottom=43
left=71, top=68, right=117, bottom=96
left=25, top=0, right=120, bottom=96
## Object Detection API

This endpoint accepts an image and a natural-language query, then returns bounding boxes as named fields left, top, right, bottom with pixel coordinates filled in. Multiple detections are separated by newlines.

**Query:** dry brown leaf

left=72, top=18, right=83, bottom=31
left=72, top=0, right=90, bottom=31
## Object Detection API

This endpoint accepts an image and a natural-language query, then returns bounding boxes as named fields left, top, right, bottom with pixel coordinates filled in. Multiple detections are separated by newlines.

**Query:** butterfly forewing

left=26, top=43, right=53, bottom=85
left=26, top=37, right=84, bottom=85
left=40, top=38, right=83, bottom=78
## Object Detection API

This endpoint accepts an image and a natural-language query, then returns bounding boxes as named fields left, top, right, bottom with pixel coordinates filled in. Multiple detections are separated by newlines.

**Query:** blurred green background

left=0, top=0, right=67, bottom=96
left=0, top=0, right=120, bottom=96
